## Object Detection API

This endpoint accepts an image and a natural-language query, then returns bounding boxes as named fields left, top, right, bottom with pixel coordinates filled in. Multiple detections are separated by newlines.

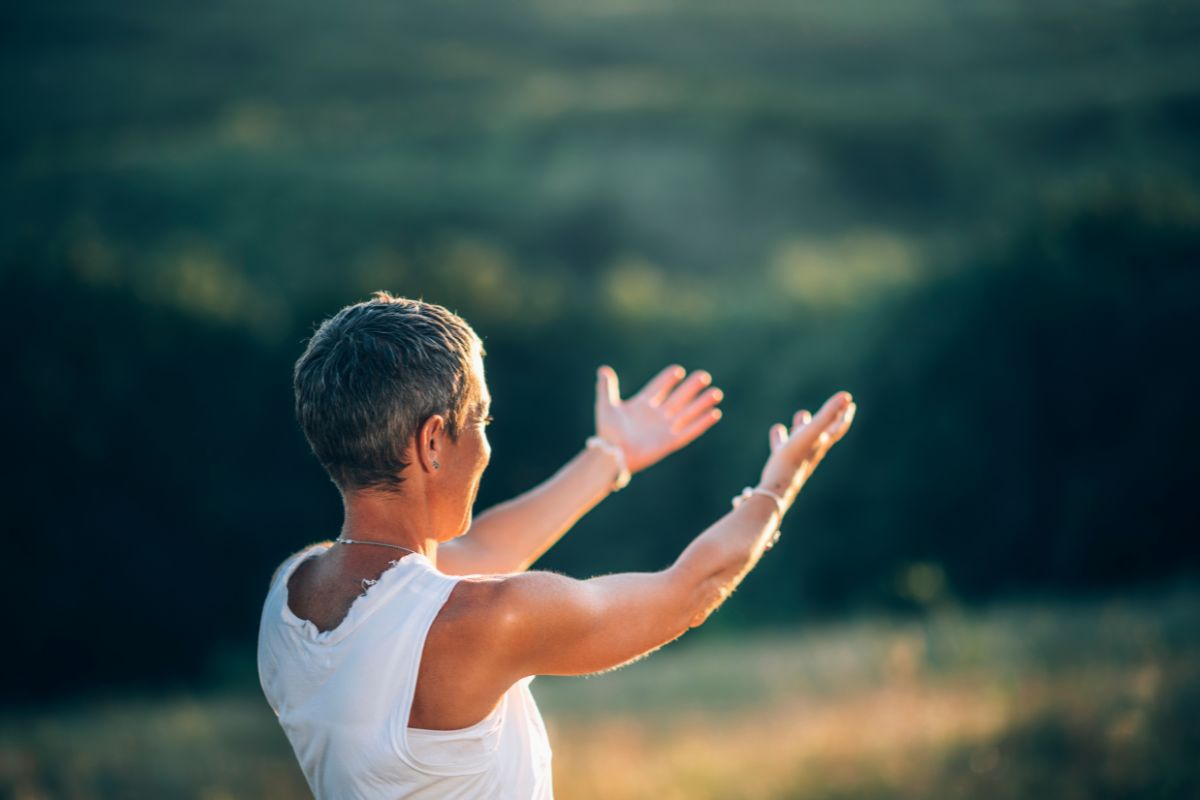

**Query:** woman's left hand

left=594, top=364, right=725, bottom=475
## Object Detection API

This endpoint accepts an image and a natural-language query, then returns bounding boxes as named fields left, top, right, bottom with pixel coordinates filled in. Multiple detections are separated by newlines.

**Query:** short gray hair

left=293, top=291, right=484, bottom=493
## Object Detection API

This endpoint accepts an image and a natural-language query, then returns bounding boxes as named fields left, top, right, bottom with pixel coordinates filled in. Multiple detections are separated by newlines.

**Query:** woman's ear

left=416, top=414, right=447, bottom=473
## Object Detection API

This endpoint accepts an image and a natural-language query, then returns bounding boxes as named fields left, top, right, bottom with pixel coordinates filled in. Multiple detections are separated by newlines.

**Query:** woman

left=257, top=292, right=856, bottom=798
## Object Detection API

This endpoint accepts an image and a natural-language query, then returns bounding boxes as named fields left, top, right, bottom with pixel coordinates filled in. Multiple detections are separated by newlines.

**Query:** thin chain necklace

left=335, top=537, right=422, bottom=558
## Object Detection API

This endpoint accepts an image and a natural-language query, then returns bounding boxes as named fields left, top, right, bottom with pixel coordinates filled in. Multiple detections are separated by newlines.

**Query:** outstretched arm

left=438, top=444, right=623, bottom=575
left=438, top=364, right=725, bottom=576
left=459, top=391, right=856, bottom=681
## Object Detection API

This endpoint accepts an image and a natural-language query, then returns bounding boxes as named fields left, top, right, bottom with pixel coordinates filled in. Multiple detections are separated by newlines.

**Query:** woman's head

left=293, top=291, right=489, bottom=497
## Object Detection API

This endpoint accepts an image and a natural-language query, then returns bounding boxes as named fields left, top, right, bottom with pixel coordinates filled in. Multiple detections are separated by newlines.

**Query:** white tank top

left=257, top=544, right=554, bottom=799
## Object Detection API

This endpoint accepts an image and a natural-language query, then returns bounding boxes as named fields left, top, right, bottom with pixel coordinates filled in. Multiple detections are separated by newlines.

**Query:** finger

left=672, top=406, right=723, bottom=449
left=670, top=386, right=723, bottom=433
left=596, top=365, right=621, bottom=408
left=769, top=423, right=788, bottom=452
left=829, top=402, right=856, bottom=442
left=635, top=364, right=687, bottom=407
left=814, top=402, right=856, bottom=460
left=789, top=391, right=852, bottom=452
left=791, top=409, right=812, bottom=434
left=662, top=370, right=714, bottom=415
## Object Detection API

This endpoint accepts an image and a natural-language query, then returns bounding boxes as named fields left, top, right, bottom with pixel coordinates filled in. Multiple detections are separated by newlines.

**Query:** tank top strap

left=381, top=563, right=510, bottom=777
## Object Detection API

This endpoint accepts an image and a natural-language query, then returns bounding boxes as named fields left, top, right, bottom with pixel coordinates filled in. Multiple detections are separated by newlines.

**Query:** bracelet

left=732, top=486, right=787, bottom=550
left=586, top=436, right=632, bottom=491
left=732, top=486, right=787, bottom=521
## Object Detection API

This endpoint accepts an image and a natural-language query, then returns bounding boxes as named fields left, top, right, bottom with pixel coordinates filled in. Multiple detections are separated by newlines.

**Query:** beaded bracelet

left=586, top=435, right=632, bottom=491
left=732, top=485, right=787, bottom=518
left=732, top=486, right=787, bottom=550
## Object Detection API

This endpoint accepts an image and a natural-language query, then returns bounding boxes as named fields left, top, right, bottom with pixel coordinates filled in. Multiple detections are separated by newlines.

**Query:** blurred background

left=3, top=0, right=1199, bottom=797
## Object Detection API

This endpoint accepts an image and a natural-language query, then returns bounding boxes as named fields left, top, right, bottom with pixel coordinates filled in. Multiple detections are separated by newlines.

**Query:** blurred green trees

left=3, top=0, right=1198, bottom=699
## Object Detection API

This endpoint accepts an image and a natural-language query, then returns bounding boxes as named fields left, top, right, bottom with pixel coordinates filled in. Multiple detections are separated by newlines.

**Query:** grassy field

left=4, top=585, right=1198, bottom=799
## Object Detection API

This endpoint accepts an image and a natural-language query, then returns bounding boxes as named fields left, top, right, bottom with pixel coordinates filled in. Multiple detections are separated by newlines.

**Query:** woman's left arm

left=439, top=364, right=725, bottom=575
left=438, top=445, right=623, bottom=575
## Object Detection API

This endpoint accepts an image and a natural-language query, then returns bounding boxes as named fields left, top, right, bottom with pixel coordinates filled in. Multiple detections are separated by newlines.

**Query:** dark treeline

left=5, top=184, right=1198, bottom=701
left=3, top=0, right=1200, bottom=701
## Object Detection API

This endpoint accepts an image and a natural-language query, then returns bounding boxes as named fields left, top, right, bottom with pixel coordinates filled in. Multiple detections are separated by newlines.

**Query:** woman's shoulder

left=269, top=541, right=334, bottom=589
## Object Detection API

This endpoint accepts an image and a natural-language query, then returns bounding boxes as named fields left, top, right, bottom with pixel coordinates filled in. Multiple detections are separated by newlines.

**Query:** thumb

left=597, top=365, right=621, bottom=407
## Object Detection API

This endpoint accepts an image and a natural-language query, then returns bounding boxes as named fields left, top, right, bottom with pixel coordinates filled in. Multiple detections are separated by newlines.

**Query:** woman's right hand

left=759, top=391, right=856, bottom=513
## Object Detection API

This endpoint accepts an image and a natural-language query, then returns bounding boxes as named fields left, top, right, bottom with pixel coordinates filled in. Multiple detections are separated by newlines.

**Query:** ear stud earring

left=433, top=460, right=440, bottom=469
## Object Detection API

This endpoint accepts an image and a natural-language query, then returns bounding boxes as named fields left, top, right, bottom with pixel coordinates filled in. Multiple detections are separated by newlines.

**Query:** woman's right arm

left=472, top=391, right=856, bottom=680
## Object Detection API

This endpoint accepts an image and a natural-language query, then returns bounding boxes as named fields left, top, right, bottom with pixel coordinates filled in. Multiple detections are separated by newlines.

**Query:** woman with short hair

left=257, top=291, right=856, bottom=799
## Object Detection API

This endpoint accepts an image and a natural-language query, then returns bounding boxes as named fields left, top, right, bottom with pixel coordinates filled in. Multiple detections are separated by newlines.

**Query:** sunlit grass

left=536, top=587, right=1199, bottom=798
left=3, top=586, right=1196, bottom=799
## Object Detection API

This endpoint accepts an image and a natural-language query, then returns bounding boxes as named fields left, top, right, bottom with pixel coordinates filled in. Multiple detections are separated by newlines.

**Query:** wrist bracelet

left=732, top=486, right=787, bottom=520
left=731, top=486, right=787, bottom=550
left=586, top=436, right=631, bottom=491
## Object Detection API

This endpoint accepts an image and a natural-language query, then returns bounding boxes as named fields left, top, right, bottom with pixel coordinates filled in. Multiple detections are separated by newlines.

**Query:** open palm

left=594, top=364, right=725, bottom=475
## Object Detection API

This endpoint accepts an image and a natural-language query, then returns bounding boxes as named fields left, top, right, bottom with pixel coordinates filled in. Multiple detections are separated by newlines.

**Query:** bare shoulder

left=433, top=571, right=579, bottom=658
left=269, top=540, right=334, bottom=587
left=432, top=571, right=549, bottom=641
left=436, top=568, right=621, bottom=680
left=411, top=572, right=565, bottom=726
left=443, top=570, right=585, bottom=626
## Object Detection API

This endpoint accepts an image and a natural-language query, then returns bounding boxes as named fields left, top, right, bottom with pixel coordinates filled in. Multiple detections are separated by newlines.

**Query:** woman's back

left=256, top=545, right=554, bottom=799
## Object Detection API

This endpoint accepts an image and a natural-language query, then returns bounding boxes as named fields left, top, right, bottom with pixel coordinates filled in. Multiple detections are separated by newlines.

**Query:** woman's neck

left=339, top=487, right=439, bottom=563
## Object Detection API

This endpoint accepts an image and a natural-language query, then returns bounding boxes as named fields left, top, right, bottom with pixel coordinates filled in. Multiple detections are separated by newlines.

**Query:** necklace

left=335, top=537, right=422, bottom=558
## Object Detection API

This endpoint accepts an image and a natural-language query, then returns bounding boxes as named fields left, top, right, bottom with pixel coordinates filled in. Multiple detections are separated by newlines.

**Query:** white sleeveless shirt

left=257, top=544, right=554, bottom=799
